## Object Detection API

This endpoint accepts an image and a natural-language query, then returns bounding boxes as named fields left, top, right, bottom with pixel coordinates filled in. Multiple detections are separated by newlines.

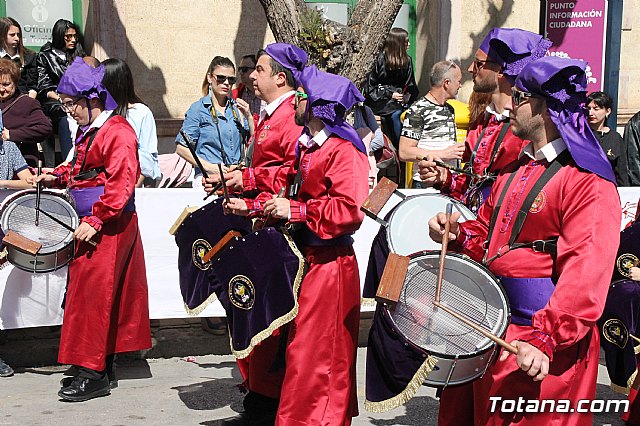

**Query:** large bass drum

left=386, top=251, right=510, bottom=386
left=0, top=189, right=78, bottom=273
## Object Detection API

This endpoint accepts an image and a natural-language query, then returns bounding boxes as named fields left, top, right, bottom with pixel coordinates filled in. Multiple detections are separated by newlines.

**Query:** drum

left=0, top=189, right=77, bottom=273
left=385, top=251, right=510, bottom=386
left=386, top=193, right=475, bottom=256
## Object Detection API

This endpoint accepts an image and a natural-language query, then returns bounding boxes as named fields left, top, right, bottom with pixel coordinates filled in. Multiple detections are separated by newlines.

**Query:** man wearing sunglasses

left=429, top=57, right=620, bottom=425
left=418, top=28, right=551, bottom=214
left=225, top=65, right=369, bottom=425
left=208, top=43, right=306, bottom=426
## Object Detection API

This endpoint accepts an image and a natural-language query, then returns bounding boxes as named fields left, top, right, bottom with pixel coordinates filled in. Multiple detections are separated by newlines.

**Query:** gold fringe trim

left=361, top=297, right=377, bottom=308
left=364, top=355, right=438, bottom=413
left=182, top=292, right=219, bottom=316
left=231, top=229, right=307, bottom=359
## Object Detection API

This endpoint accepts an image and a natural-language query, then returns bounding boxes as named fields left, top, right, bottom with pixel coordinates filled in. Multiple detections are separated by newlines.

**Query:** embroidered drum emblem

left=228, top=275, right=255, bottom=310
left=617, top=253, right=639, bottom=278
left=602, top=318, right=629, bottom=349
left=529, top=191, right=546, bottom=214
left=192, top=239, right=213, bottom=270
left=467, top=190, right=483, bottom=215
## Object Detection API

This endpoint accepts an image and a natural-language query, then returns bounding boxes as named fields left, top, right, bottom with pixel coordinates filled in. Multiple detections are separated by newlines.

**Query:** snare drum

left=386, top=193, right=475, bottom=256
left=386, top=251, right=510, bottom=386
left=0, top=189, right=78, bottom=273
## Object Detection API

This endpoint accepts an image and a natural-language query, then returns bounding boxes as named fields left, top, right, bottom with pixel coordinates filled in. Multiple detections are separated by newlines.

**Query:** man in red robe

left=429, top=56, right=621, bottom=425
left=226, top=66, right=370, bottom=425
left=37, top=57, right=151, bottom=402
left=204, top=43, right=305, bottom=425
left=418, top=28, right=551, bottom=214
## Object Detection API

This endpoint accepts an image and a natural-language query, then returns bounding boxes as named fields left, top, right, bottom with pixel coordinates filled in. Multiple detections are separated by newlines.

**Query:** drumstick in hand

left=434, top=203, right=453, bottom=303
left=35, top=207, right=98, bottom=247
left=415, top=156, right=479, bottom=178
left=432, top=300, right=518, bottom=354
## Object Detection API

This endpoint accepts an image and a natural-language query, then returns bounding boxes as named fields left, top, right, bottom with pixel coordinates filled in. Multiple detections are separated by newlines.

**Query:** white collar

left=486, top=103, right=509, bottom=121
left=520, top=137, right=567, bottom=162
left=298, top=127, right=329, bottom=149
left=87, top=110, right=115, bottom=131
left=0, top=48, right=18, bottom=60
left=259, top=90, right=295, bottom=124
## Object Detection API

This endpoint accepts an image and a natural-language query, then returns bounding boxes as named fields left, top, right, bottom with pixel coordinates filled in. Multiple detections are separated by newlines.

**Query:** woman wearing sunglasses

left=176, top=56, right=253, bottom=188
left=36, top=19, right=86, bottom=167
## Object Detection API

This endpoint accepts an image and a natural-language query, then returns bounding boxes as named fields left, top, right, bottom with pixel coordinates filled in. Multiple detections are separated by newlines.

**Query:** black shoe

left=58, top=375, right=111, bottom=402
left=60, top=375, right=118, bottom=389
left=221, top=411, right=275, bottom=426
left=0, top=359, right=13, bottom=377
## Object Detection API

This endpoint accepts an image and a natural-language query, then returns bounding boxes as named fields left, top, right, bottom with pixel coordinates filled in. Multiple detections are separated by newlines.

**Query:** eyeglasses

left=59, top=97, right=82, bottom=113
left=294, top=91, right=308, bottom=106
left=64, top=33, right=78, bottom=41
left=214, top=74, right=237, bottom=85
left=511, top=88, right=535, bottom=107
left=472, top=58, right=496, bottom=70
left=238, top=66, right=255, bottom=73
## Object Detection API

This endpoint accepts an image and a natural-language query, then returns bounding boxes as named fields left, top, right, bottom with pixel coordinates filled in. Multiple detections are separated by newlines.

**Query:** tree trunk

left=258, top=0, right=404, bottom=90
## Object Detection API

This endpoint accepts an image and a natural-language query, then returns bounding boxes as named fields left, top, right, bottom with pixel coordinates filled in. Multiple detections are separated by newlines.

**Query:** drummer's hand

left=34, top=173, right=57, bottom=187
left=264, top=196, right=290, bottom=220
left=222, top=169, right=243, bottom=193
left=418, top=155, right=447, bottom=187
left=630, top=266, right=640, bottom=282
left=224, top=197, right=249, bottom=216
left=499, top=340, right=549, bottom=382
left=74, top=222, right=98, bottom=243
left=428, top=211, right=461, bottom=243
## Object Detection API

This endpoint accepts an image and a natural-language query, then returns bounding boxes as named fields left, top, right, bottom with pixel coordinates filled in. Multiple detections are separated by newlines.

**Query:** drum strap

left=467, top=118, right=510, bottom=176
left=483, top=150, right=570, bottom=265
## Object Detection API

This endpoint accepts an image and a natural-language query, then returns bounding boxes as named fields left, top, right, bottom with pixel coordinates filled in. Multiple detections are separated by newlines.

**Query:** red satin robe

left=241, top=94, right=302, bottom=193
left=236, top=96, right=302, bottom=400
left=248, top=135, right=369, bottom=425
left=442, top=114, right=527, bottom=201
left=440, top=149, right=621, bottom=425
left=52, top=114, right=151, bottom=372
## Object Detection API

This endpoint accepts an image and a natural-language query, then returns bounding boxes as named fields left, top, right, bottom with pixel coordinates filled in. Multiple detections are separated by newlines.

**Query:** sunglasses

left=294, top=91, right=308, bottom=106
left=472, top=58, right=496, bottom=70
left=511, top=88, right=535, bottom=107
left=238, top=66, right=255, bottom=73
left=214, top=74, right=237, bottom=85
left=64, top=33, right=78, bottom=41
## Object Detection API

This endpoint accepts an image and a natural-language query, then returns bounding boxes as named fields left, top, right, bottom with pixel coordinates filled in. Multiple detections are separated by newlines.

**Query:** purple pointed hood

left=263, top=43, right=308, bottom=86
left=57, top=57, right=117, bottom=110
left=515, top=56, right=616, bottom=183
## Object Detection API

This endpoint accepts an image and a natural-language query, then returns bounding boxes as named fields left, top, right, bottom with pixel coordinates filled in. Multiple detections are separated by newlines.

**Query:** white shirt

left=0, top=48, right=19, bottom=60
left=485, top=103, right=510, bottom=122
left=258, top=90, right=295, bottom=125
left=520, top=137, right=567, bottom=162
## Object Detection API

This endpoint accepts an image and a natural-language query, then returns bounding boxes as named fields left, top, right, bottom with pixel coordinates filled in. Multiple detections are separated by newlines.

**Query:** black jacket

left=621, top=111, right=640, bottom=186
left=36, top=42, right=70, bottom=118
left=363, top=53, right=419, bottom=115
left=1, top=50, right=38, bottom=94
left=594, top=128, right=625, bottom=186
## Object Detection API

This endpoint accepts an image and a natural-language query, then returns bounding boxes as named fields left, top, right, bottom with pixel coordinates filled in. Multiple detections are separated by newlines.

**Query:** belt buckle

left=531, top=240, right=546, bottom=253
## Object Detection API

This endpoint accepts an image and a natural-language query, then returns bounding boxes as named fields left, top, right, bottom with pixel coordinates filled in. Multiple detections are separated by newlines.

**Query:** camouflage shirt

left=401, top=97, right=457, bottom=149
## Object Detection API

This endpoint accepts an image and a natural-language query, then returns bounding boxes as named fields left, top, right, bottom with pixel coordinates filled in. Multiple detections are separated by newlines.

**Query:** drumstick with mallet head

left=34, top=207, right=98, bottom=247
left=415, top=156, right=480, bottom=179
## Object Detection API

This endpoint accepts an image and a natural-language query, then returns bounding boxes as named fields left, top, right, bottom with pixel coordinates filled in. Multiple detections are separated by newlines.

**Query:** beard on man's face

left=294, top=110, right=306, bottom=126
left=472, top=78, right=498, bottom=94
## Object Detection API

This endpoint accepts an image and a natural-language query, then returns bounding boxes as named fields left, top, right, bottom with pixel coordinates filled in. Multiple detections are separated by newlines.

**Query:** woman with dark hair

left=175, top=56, right=253, bottom=188
left=102, top=58, right=160, bottom=187
left=587, top=91, right=625, bottom=185
left=364, top=27, right=419, bottom=145
left=36, top=19, right=85, bottom=166
left=0, top=17, right=37, bottom=98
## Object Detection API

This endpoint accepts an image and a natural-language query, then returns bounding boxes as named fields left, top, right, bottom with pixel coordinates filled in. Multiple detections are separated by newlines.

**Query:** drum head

left=387, top=194, right=475, bottom=255
left=1, top=191, right=78, bottom=252
left=388, top=252, right=510, bottom=358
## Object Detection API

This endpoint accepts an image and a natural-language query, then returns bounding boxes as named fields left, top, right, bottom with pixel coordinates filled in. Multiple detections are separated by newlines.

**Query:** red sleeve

left=529, top=176, right=621, bottom=354
left=50, top=162, right=72, bottom=187
left=91, top=122, right=140, bottom=222
left=289, top=146, right=369, bottom=238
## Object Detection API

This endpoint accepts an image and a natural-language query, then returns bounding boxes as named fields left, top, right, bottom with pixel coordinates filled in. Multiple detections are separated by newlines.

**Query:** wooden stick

left=435, top=203, right=453, bottom=303
left=35, top=160, right=42, bottom=226
left=433, top=300, right=518, bottom=354
left=415, top=156, right=479, bottom=178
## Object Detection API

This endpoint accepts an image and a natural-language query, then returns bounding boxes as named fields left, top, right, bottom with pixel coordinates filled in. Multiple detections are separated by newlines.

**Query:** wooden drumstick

left=432, top=300, right=518, bottom=354
left=434, top=203, right=453, bottom=303
left=415, top=156, right=479, bottom=178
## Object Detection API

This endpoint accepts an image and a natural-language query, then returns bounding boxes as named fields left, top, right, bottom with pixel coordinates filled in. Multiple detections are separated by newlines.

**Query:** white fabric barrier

left=0, top=187, right=638, bottom=329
